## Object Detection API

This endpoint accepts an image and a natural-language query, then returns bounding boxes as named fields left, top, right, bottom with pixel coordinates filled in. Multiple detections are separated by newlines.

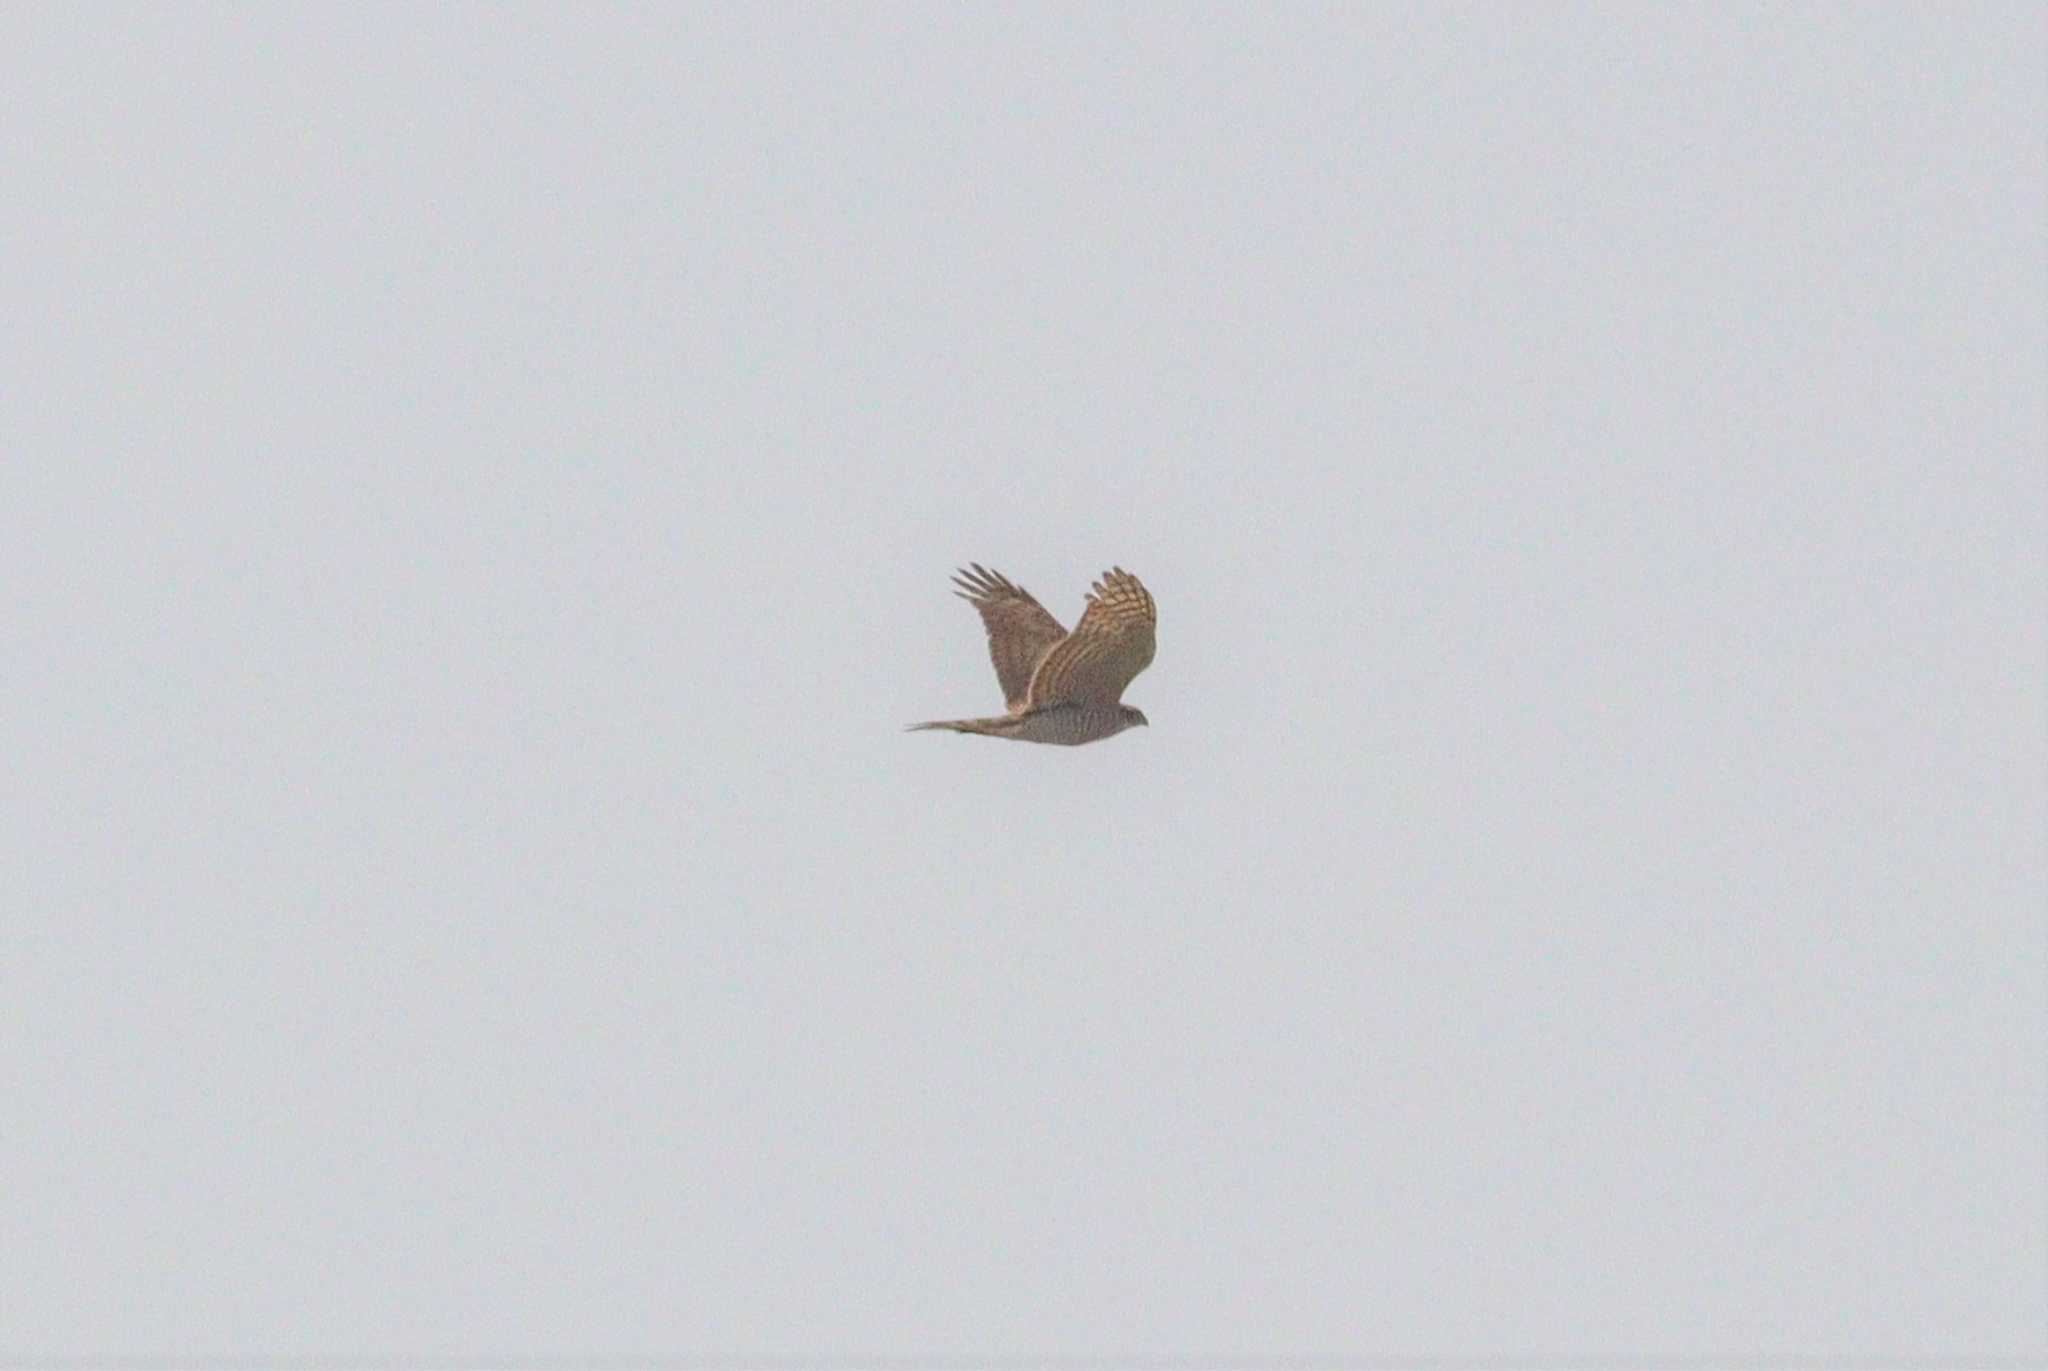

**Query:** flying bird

left=910, top=564, right=1157, bottom=745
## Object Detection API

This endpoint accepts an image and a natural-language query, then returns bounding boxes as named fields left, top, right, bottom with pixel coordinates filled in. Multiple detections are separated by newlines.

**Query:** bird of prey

left=910, top=564, right=1157, bottom=745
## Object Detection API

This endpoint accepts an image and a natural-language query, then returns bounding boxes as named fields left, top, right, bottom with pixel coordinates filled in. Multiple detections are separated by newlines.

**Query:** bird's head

left=1121, top=705, right=1150, bottom=729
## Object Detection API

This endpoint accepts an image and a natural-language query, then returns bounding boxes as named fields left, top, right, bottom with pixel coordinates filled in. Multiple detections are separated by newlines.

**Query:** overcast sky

left=4, top=3, right=2043, bottom=1362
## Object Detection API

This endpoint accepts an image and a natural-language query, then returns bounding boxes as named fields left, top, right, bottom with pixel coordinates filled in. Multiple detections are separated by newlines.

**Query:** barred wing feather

left=951, top=563, right=1067, bottom=713
left=1025, top=567, right=1157, bottom=708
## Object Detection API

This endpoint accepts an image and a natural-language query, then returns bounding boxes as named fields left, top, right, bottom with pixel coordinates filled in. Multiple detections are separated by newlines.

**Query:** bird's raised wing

left=1025, top=567, right=1156, bottom=708
left=952, top=564, right=1068, bottom=712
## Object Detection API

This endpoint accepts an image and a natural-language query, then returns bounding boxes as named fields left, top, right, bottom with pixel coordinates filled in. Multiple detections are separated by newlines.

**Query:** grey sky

left=4, top=3, right=2043, bottom=1361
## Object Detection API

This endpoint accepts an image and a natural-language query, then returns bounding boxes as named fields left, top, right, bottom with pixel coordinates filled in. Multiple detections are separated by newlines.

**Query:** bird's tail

left=906, top=714, right=1022, bottom=737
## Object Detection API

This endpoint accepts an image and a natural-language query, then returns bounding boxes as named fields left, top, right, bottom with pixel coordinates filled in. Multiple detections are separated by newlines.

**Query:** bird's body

left=908, top=701, right=1143, bottom=746
left=911, top=564, right=1156, bottom=746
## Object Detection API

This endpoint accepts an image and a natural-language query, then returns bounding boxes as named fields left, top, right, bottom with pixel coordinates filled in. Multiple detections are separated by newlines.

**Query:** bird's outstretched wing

left=1025, top=567, right=1156, bottom=708
left=952, top=564, right=1068, bottom=713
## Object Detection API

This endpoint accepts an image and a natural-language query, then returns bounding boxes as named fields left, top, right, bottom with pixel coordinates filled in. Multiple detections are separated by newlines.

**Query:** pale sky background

left=3, top=3, right=2043, bottom=1362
